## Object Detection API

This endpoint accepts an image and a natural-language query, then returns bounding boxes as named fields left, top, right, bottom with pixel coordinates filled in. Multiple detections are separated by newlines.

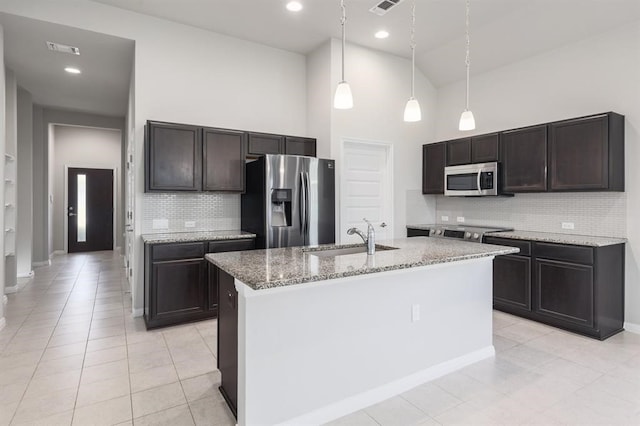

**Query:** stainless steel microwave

left=444, top=162, right=499, bottom=196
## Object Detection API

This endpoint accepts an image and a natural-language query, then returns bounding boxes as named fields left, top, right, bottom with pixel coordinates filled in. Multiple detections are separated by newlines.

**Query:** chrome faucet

left=347, top=218, right=377, bottom=255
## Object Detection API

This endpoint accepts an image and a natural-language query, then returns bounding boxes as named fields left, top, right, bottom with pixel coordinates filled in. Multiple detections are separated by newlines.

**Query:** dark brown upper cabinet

left=471, top=133, right=500, bottom=163
left=285, top=136, right=317, bottom=157
left=422, top=142, right=446, bottom=194
left=446, top=138, right=471, bottom=166
left=146, top=122, right=202, bottom=192
left=246, top=133, right=285, bottom=156
left=203, top=128, right=246, bottom=192
left=502, top=124, right=548, bottom=193
left=548, top=112, right=624, bottom=192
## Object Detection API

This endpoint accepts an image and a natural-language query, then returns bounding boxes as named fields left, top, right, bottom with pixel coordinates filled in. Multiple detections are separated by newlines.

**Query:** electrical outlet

left=562, top=222, right=575, bottom=230
left=441, top=215, right=449, bottom=222
left=457, top=216, right=465, bottom=223
left=411, top=304, right=420, bottom=322
left=152, top=219, right=169, bottom=229
left=185, top=221, right=196, bottom=228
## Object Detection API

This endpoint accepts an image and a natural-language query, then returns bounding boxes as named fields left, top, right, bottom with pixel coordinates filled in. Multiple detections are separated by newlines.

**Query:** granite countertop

left=141, top=230, right=256, bottom=244
left=486, top=230, right=626, bottom=247
left=206, top=238, right=518, bottom=290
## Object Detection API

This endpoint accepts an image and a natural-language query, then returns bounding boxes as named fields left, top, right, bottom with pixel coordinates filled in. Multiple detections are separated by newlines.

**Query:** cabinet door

left=150, top=258, right=207, bottom=322
left=207, top=239, right=255, bottom=312
left=549, top=114, right=609, bottom=191
left=502, top=124, right=547, bottom=192
left=471, top=133, right=500, bottom=163
left=247, top=133, right=284, bottom=156
left=202, top=128, right=246, bottom=192
left=493, top=255, right=531, bottom=313
left=217, top=268, right=238, bottom=417
left=422, top=142, right=446, bottom=194
left=534, top=258, right=594, bottom=328
left=446, top=138, right=471, bottom=166
left=285, top=136, right=316, bottom=157
left=146, top=122, right=202, bottom=191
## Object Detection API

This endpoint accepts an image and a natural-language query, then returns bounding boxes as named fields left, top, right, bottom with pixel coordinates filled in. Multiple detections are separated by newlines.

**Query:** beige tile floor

left=0, top=251, right=639, bottom=425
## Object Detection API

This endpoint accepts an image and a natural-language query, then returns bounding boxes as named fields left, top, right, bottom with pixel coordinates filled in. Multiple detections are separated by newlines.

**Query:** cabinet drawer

left=534, top=242, right=593, bottom=265
left=208, top=239, right=255, bottom=253
left=152, top=242, right=205, bottom=261
left=484, top=237, right=531, bottom=256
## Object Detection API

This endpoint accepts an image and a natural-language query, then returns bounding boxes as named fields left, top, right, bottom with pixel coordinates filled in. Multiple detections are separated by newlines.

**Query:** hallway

left=0, top=251, right=229, bottom=425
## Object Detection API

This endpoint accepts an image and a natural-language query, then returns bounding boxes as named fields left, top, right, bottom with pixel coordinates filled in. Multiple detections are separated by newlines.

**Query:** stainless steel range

left=429, top=224, right=513, bottom=243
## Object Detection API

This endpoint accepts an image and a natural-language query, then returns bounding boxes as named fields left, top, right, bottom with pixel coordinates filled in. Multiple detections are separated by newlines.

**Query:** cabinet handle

left=228, top=291, right=236, bottom=309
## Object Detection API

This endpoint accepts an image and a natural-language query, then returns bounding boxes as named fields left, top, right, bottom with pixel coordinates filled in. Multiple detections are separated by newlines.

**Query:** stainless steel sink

left=304, top=244, right=398, bottom=257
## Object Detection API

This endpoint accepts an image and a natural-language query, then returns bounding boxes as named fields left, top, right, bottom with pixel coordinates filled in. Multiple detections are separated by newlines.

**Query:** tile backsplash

left=141, top=193, right=240, bottom=234
left=435, top=192, right=626, bottom=238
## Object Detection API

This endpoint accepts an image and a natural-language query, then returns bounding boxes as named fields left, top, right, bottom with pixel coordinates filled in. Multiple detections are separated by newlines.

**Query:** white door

left=340, top=140, right=393, bottom=244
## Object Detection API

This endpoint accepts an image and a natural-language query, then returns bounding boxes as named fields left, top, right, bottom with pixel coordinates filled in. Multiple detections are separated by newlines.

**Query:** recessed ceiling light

left=286, top=1, right=303, bottom=12
left=375, top=30, right=390, bottom=39
left=64, top=67, right=81, bottom=74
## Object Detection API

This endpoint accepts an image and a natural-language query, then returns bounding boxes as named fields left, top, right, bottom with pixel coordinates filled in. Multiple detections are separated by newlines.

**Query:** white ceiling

left=87, top=0, right=640, bottom=87
left=0, top=13, right=134, bottom=116
left=2, top=1, right=640, bottom=117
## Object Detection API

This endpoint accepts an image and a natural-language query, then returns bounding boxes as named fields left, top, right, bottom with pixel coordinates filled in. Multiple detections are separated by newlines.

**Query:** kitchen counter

left=487, top=230, right=626, bottom=247
left=405, top=223, right=438, bottom=230
left=211, top=236, right=515, bottom=425
left=205, top=237, right=518, bottom=290
left=141, top=229, right=255, bottom=244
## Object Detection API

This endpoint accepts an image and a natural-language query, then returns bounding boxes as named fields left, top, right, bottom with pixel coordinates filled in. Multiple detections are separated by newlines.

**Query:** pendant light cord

left=340, top=0, right=346, bottom=82
left=464, top=0, right=471, bottom=110
left=410, top=0, right=416, bottom=98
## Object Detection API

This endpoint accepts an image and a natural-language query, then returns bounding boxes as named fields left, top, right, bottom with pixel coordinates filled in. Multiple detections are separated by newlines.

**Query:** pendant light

left=459, top=0, right=476, bottom=131
left=334, top=0, right=353, bottom=109
left=403, top=0, right=421, bottom=122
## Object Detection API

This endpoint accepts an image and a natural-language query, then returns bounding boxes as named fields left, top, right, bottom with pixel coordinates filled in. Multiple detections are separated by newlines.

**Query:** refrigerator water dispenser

left=270, top=188, right=291, bottom=227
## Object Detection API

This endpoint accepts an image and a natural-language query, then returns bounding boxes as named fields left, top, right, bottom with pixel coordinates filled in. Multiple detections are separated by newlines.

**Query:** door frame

left=63, top=165, right=118, bottom=253
left=339, top=138, right=394, bottom=244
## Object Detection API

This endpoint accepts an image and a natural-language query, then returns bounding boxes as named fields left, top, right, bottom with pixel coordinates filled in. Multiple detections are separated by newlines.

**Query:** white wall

left=0, top=0, right=309, bottom=314
left=321, top=39, right=437, bottom=240
left=16, top=87, right=33, bottom=277
left=0, top=24, right=5, bottom=328
left=434, top=21, right=640, bottom=328
left=51, top=125, right=122, bottom=252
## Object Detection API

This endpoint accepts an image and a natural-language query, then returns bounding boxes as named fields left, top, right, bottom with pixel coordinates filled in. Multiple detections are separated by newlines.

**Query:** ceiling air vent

left=46, top=41, right=80, bottom=55
left=369, top=0, right=406, bottom=16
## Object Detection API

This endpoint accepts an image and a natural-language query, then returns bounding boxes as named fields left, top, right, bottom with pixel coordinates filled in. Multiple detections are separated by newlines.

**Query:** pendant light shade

left=334, top=81, right=353, bottom=109
left=404, top=98, right=421, bottom=122
left=458, top=110, right=476, bottom=131
left=459, top=0, right=476, bottom=131
left=334, top=0, right=353, bottom=109
left=403, top=0, right=421, bottom=122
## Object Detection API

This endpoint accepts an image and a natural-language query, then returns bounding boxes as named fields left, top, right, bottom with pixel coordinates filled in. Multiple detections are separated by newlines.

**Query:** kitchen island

left=206, top=237, right=518, bottom=425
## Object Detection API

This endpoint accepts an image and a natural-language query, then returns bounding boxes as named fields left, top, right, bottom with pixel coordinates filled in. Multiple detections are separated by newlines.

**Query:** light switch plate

left=562, top=222, right=575, bottom=230
left=185, top=221, right=196, bottom=228
left=411, top=304, right=420, bottom=322
left=152, top=219, right=169, bottom=229
left=441, top=216, right=449, bottom=222
left=457, top=216, right=465, bottom=223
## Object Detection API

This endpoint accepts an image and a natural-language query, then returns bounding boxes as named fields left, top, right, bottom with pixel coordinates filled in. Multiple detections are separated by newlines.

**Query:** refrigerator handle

left=299, top=172, right=307, bottom=238
left=304, top=172, right=311, bottom=238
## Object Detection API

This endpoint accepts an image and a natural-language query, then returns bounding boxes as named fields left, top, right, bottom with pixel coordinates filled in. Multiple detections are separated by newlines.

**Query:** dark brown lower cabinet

left=217, top=268, right=238, bottom=418
left=486, top=237, right=624, bottom=340
left=144, top=238, right=254, bottom=329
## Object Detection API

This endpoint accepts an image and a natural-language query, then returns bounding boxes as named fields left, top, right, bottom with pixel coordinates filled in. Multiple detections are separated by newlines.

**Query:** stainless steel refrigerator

left=241, top=154, right=335, bottom=249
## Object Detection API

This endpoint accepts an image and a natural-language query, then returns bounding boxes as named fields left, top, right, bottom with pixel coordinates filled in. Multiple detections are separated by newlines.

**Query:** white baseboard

left=280, top=345, right=495, bottom=426
left=52, top=250, right=66, bottom=256
left=33, top=260, right=51, bottom=267
left=17, top=271, right=34, bottom=279
left=624, top=322, right=640, bottom=335
left=0, top=317, right=5, bottom=332
left=4, top=278, right=29, bottom=294
left=131, top=308, right=143, bottom=318
left=2, top=295, right=7, bottom=305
